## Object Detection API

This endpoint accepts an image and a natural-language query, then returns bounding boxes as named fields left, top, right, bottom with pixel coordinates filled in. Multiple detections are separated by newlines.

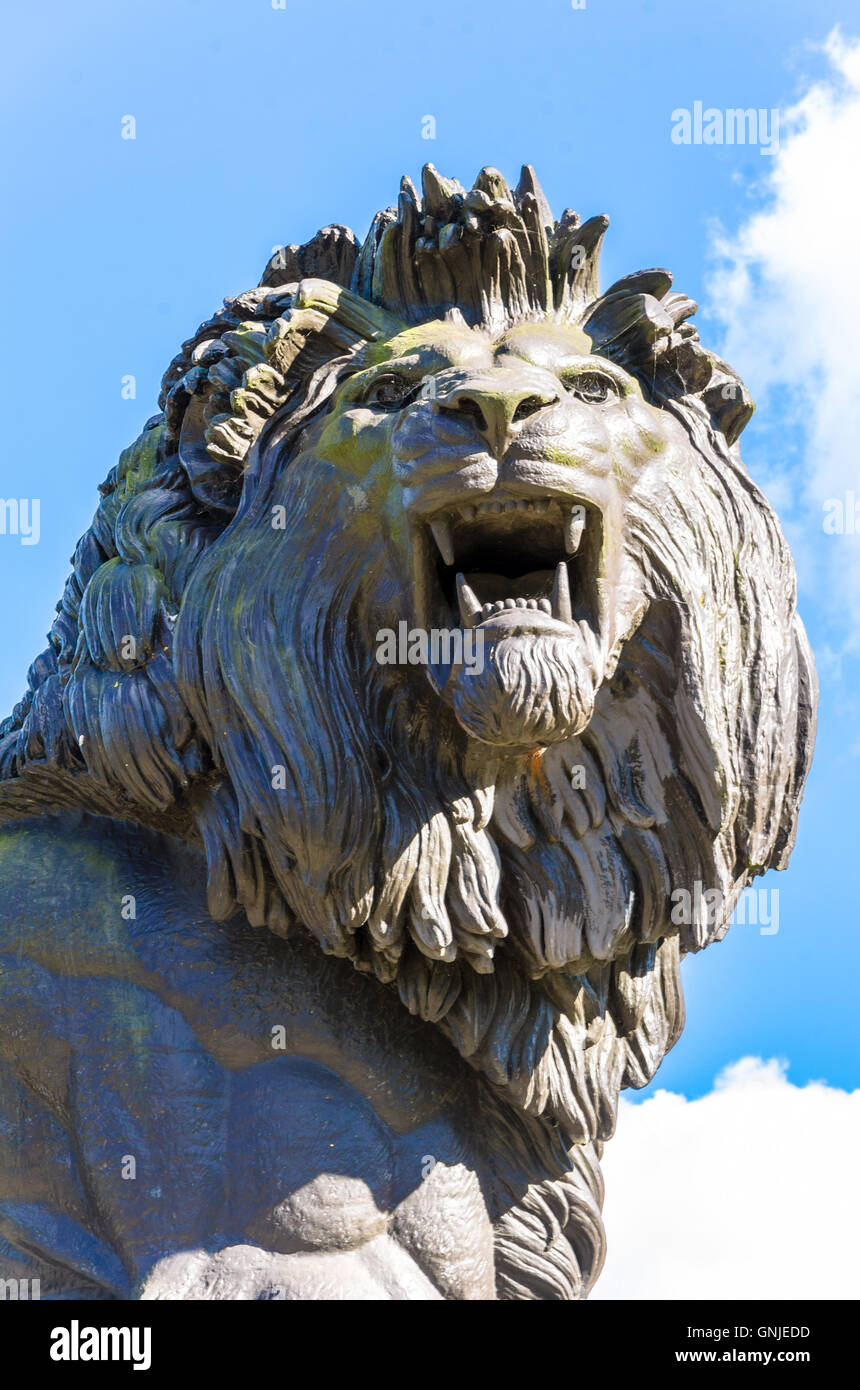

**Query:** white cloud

left=592, top=1057, right=860, bottom=1299
left=706, top=29, right=860, bottom=634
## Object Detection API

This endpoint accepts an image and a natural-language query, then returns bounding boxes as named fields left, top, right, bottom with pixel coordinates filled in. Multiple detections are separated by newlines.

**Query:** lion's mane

left=0, top=166, right=816, bottom=1299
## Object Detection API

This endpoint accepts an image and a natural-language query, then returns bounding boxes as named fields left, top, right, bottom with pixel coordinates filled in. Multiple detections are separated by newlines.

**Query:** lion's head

left=0, top=166, right=817, bottom=1298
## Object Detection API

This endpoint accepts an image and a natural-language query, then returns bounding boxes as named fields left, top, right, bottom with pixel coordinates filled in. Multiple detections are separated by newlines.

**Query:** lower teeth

left=478, top=598, right=551, bottom=618
left=456, top=563, right=576, bottom=627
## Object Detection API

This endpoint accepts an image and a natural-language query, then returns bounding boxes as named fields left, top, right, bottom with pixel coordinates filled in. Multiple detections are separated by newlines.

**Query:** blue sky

left=1, top=0, right=857, bottom=1110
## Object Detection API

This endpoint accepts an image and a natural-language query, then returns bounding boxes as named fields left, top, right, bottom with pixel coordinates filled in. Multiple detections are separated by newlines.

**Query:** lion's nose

left=436, top=384, right=559, bottom=458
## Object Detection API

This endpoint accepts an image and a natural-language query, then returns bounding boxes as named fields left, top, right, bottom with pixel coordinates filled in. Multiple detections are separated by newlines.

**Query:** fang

left=430, top=517, right=455, bottom=566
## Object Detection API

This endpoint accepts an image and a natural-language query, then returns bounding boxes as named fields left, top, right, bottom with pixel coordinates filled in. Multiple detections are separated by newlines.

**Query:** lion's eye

left=365, top=373, right=415, bottom=409
left=566, top=372, right=618, bottom=403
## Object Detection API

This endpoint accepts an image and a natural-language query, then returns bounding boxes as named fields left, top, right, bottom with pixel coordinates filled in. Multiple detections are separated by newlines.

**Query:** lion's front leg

left=138, top=1238, right=444, bottom=1301
left=138, top=1157, right=496, bottom=1301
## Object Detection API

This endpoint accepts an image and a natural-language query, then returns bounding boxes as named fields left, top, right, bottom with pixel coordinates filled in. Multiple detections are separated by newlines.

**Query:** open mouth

left=412, top=491, right=603, bottom=647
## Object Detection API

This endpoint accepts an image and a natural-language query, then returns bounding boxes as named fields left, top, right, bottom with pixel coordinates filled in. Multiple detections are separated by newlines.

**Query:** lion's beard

left=445, top=632, right=600, bottom=747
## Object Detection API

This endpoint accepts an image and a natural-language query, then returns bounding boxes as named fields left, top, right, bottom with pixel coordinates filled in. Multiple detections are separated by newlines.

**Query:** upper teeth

left=431, top=496, right=587, bottom=557
left=459, top=496, right=558, bottom=521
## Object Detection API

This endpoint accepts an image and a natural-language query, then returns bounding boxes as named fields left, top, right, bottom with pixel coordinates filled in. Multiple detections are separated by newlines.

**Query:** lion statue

left=0, top=165, right=816, bottom=1301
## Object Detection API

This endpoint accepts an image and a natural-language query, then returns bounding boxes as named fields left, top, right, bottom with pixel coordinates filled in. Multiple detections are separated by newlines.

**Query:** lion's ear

left=583, top=280, right=755, bottom=445
left=160, top=279, right=405, bottom=520
left=696, top=348, right=756, bottom=445
left=259, top=223, right=359, bottom=292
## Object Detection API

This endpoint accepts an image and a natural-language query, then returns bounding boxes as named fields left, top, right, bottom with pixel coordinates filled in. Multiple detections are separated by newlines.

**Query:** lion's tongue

left=456, top=562, right=572, bottom=628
